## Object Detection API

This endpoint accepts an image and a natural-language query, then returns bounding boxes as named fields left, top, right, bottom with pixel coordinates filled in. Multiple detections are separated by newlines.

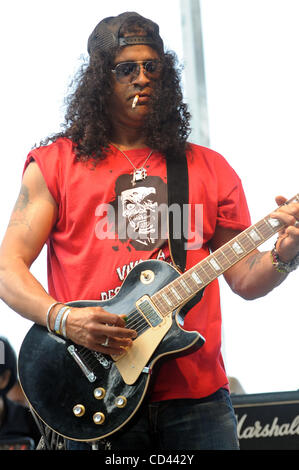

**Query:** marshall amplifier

left=232, top=390, right=299, bottom=450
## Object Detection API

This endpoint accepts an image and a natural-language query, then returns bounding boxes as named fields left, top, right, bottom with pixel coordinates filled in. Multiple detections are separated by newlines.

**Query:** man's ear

left=0, top=370, right=11, bottom=390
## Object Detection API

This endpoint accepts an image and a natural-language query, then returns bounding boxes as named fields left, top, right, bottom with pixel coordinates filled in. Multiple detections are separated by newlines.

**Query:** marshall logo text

left=232, top=391, right=299, bottom=450
left=237, top=413, right=299, bottom=439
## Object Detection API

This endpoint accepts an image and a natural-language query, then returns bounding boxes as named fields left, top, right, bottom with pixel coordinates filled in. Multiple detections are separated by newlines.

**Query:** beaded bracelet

left=271, top=242, right=299, bottom=274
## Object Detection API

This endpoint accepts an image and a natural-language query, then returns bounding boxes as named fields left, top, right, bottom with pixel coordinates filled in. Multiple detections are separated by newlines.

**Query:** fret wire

left=194, top=265, right=210, bottom=283
left=151, top=293, right=172, bottom=316
left=150, top=295, right=164, bottom=309
left=265, top=216, right=283, bottom=233
left=172, top=280, right=193, bottom=304
left=200, top=261, right=216, bottom=279
left=170, top=284, right=183, bottom=301
left=175, top=282, right=192, bottom=303
left=161, top=290, right=174, bottom=307
left=149, top=200, right=296, bottom=320
left=207, top=256, right=225, bottom=274
left=249, top=224, right=265, bottom=241
left=164, top=285, right=185, bottom=309
left=161, top=286, right=177, bottom=305
left=253, top=220, right=271, bottom=239
left=233, top=237, right=246, bottom=250
left=181, top=274, right=199, bottom=294
left=210, top=254, right=225, bottom=270
left=238, top=231, right=256, bottom=249
left=221, top=244, right=239, bottom=262
left=175, top=271, right=205, bottom=300
left=150, top=297, right=167, bottom=315
left=178, top=278, right=193, bottom=295
left=261, top=218, right=278, bottom=237
left=254, top=220, right=273, bottom=241
left=214, top=251, right=230, bottom=270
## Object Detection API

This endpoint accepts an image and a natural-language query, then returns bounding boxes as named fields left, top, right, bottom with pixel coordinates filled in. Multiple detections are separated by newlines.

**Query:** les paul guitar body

left=18, top=260, right=205, bottom=442
left=18, top=193, right=299, bottom=442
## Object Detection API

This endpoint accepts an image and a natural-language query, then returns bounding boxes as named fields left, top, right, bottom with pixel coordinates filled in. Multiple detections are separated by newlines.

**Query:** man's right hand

left=52, top=305, right=137, bottom=355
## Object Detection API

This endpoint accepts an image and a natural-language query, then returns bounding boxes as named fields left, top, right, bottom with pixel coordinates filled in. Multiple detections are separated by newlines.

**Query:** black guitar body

left=18, top=260, right=205, bottom=442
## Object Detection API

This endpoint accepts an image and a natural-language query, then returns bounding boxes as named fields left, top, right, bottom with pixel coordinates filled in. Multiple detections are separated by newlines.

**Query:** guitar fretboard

left=151, top=194, right=299, bottom=316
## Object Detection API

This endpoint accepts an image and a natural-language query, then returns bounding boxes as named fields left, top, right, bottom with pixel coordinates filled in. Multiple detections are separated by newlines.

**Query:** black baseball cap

left=87, top=12, right=164, bottom=57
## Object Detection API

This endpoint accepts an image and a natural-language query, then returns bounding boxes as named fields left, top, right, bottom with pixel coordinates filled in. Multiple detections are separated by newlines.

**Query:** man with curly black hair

left=0, top=12, right=299, bottom=451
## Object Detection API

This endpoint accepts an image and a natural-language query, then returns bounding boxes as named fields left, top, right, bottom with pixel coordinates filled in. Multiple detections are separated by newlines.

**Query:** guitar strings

left=125, top=309, right=149, bottom=333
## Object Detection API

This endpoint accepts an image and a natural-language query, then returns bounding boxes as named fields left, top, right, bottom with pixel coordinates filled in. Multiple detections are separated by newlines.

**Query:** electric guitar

left=18, top=194, right=299, bottom=442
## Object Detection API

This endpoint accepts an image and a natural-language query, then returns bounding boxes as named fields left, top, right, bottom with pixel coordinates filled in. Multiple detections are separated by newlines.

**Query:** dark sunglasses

left=111, top=60, right=162, bottom=84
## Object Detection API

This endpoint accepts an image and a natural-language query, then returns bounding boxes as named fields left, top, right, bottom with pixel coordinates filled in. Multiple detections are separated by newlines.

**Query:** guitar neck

left=152, top=194, right=299, bottom=316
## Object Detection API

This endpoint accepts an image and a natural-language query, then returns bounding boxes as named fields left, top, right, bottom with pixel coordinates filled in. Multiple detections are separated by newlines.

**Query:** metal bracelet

left=46, top=302, right=62, bottom=333
left=61, top=308, right=71, bottom=338
left=54, top=306, right=69, bottom=335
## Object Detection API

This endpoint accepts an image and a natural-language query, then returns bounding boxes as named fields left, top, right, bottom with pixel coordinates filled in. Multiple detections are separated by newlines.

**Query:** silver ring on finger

left=295, top=220, right=299, bottom=228
left=101, top=336, right=109, bottom=347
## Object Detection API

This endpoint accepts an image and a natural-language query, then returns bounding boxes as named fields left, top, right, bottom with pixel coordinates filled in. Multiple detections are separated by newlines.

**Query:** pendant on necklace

left=132, top=168, right=147, bottom=185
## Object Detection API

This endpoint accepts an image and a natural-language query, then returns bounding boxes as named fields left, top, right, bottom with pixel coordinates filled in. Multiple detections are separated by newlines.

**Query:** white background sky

left=0, top=0, right=298, bottom=395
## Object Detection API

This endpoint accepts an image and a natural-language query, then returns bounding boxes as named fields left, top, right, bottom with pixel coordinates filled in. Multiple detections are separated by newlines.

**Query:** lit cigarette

left=132, top=95, right=139, bottom=109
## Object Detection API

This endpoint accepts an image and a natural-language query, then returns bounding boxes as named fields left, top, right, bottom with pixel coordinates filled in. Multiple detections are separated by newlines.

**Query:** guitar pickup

left=136, top=296, right=163, bottom=327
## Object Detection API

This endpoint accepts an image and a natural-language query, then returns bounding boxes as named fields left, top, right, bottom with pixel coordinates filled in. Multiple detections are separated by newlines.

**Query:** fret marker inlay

left=232, top=241, right=244, bottom=255
left=162, top=293, right=173, bottom=306
left=268, top=218, right=281, bottom=228
left=171, top=287, right=181, bottom=301
left=209, top=259, right=221, bottom=271
left=249, top=229, right=261, bottom=242
left=180, top=280, right=191, bottom=294
left=151, top=195, right=298, bottom=323
left=191, top=272, right=202, bottom=284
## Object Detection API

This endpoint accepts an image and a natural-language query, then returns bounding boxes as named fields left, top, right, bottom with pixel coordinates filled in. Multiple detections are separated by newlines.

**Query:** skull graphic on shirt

left=120, top=186, right=158, bottom=244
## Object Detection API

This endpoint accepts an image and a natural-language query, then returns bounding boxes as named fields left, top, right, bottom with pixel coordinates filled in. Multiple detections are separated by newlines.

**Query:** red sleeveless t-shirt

left=24, top=138, right=251, bottom=401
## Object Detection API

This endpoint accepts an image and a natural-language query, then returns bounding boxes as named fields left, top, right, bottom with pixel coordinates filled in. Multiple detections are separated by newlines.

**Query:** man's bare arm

left=0, top=162, right=58, bottom=319
left=0, top=162, right=136, bottom=353
left=211, top=196, right=299, bottom=300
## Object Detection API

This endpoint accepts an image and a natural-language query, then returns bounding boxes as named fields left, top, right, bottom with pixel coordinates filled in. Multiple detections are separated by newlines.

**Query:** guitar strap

left=166, top=151, right=189, bottom=273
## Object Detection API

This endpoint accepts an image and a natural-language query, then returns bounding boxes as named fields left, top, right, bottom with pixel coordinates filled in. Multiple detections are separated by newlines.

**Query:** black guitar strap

left=166, top=152, right=189, bottom=273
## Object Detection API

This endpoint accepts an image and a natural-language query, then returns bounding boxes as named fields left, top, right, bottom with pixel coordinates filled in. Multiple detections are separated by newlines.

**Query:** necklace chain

left=111, top=144, right=153, bottom=186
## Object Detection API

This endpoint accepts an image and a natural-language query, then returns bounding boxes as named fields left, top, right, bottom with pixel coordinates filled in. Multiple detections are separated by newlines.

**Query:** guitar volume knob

left=93, top=412, right=105, bottom=425
left=73, top=404, right=85, bottom=417
left=115, top=396, right=127, bottom=408
left=94, top=387, right=106, bottom=400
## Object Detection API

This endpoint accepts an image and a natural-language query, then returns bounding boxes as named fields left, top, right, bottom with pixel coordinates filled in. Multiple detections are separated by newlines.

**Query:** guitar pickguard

left=114, top=315, right=172, bottom=385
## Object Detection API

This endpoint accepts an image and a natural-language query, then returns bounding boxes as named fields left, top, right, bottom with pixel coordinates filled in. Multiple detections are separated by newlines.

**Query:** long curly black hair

left=42, top=20, right=191, bottom=164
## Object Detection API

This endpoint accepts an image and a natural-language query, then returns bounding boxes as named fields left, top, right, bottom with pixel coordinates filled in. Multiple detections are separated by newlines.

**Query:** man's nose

left=132, top=65, right=150, bottom=86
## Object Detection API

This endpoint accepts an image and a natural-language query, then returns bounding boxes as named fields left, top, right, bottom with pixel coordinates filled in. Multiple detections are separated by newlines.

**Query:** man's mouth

left=136, top=95, right=150, bottom=105
left=130, top=93, right=151, bottom=107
